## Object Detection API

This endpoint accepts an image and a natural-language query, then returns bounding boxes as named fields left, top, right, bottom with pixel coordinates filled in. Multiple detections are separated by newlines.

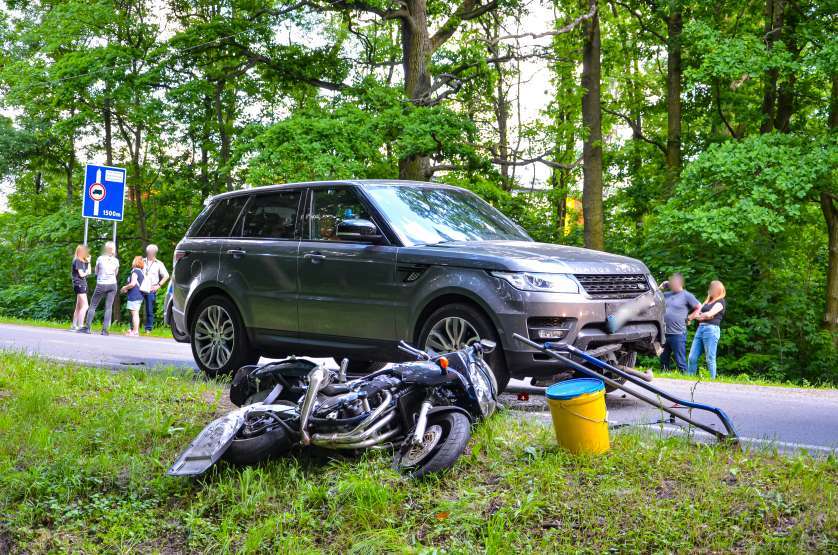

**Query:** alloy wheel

left=194, top=305, right=235, bottom=370
left=425, top=316, right=480, bottom=353
left=401, top=425, right=443, bottom=467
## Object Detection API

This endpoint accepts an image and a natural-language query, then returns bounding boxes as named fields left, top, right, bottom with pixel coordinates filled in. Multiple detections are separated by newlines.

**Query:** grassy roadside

left=1, top=352, right=836, bottom=553
left=0, top=315, right=173, bottom=339
left=651, top=369, right=834, bottom=389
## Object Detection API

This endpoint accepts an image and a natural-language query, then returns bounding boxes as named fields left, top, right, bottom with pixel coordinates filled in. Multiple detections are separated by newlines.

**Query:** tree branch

left=489, top=6, right=597, bottom=44
left=431, top=1, right=499, bottom=50
left=611, top=0, right=665, bottom=42
left=602, top=107, right=666, bottom=154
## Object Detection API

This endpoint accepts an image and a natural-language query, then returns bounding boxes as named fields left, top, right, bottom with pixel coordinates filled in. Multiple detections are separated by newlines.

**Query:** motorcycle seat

left=321, top=383, right=352, bottom=396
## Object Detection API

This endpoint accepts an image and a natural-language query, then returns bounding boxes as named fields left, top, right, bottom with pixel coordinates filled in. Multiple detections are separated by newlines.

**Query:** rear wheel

left=418, top=303, right=510, bottom=392
left=394, top=412, right=471, bottom=478
left=224, top=410, right=294, bottom=466
left=190, top=295, right=260, bottom=377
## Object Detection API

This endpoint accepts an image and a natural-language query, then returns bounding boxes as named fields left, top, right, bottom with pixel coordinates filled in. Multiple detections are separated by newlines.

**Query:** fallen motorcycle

left=168, top=340, right=498, bottom=478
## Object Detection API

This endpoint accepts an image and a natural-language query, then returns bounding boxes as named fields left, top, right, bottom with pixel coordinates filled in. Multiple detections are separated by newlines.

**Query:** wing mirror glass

left=335, top=218, right=383, bottom=243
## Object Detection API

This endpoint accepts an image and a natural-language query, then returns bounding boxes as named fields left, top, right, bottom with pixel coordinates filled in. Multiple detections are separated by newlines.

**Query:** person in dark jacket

left=687, top=280, right=727, bottom=379
left=71, top=244, right=91, bottom=330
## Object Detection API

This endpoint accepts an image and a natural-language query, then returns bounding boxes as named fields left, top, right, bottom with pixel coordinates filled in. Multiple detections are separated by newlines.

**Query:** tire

left=395, top=412, right=471, bottom=478
left=334, top=358, right=387, bottom=374
left=190, top=295, right=260, bottom=377
left=224, top=422, right=292, bottom=466
left=417, top=303, right=510, bottom=392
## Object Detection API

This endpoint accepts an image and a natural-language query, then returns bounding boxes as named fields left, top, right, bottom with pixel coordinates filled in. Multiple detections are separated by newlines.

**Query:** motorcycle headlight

left=491, top=271, right=579, bottom=294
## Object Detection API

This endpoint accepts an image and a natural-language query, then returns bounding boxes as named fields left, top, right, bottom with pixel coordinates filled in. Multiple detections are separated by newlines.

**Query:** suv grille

left=574, top=274, right=650, bottom=299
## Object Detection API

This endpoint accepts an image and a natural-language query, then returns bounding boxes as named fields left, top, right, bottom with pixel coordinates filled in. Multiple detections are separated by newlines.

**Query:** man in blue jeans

left=142, top=244, right=170, bottom=335
left=658, top=273, right=701, bottom=372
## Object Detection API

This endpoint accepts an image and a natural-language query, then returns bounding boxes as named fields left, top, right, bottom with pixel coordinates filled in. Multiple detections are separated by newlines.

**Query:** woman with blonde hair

left=687, top=280, right=727, bottom=379
left=120, top=256, right=145, bottom=336
left=70, top=244, right=91, bottom=330
left=79, top=241, right=120, bottom=335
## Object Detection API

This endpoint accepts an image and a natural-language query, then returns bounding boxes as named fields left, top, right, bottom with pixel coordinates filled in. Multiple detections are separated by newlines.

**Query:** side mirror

left=335, top=218, right=383, bottom=243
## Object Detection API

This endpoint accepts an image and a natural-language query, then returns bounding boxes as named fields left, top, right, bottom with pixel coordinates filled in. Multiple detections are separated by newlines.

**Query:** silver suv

left=171, top=180, right=664, bottom=390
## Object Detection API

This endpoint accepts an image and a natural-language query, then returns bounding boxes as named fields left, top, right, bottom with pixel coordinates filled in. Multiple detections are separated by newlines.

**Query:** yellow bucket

left=545, top=378, right=609, bottom=454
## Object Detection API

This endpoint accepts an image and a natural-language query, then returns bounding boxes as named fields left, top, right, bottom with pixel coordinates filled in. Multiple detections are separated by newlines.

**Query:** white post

left=83, top=218, right=89, bottom=246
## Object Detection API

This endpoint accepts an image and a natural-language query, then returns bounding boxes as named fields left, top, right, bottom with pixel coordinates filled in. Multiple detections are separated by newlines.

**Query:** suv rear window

left=196, top=196, right=248, bottom=237
left=239, top=191, right=302, bottom=239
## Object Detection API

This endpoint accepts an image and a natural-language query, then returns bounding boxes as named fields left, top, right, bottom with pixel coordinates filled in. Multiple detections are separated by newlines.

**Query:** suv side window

left=240, top=191, right=302, bottom=239
left=196, top=196, right=248, bottom=237
left=308, top=188, right=372, bottom=241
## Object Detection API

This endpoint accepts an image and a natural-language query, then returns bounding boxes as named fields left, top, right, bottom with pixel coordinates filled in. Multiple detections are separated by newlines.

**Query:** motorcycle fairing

left=168, top=401, right=297, bottom=477
left=392, top=362, right=457, bottom=385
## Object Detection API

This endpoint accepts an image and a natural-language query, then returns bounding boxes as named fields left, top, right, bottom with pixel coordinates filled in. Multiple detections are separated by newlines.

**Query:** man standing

left=659, top=273, right=701, bottom=372
left=142, top=244, right=169, bottom=335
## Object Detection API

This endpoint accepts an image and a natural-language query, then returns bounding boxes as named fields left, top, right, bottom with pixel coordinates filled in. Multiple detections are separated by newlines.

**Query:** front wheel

left=417, top=303, right=510, bottom=392
left=394, top=412, right=471, bottom=478
left=224, top=410, right=294, bottom=466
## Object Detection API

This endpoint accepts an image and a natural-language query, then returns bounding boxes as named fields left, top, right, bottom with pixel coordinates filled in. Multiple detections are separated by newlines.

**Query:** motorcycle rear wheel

left=394, top=412, right=471, bottom=478
left=224, top=412, right=293, bottom=466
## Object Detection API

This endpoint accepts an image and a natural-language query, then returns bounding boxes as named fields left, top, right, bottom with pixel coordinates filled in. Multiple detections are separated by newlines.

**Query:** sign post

left=81, top=163, right=126, bottom=246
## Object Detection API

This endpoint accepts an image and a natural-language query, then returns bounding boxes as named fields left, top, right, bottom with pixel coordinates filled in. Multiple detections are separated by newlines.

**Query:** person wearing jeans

left=142, top=244, right=169, bottom=334
left=687, top=280, right=727, bottom=379
left=658, top=273, right=701, bottom=372
left=79, top=241, right=120, bottom=336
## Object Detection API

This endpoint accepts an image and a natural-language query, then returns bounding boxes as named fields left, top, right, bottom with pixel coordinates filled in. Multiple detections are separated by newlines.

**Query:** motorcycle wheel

left=224, top=411, right=293, bottom=466
left=394, top=412, right=471, bottom=478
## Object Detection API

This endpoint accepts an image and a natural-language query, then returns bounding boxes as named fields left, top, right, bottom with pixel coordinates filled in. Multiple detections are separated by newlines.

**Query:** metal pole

left=112, top=221, right=117, bottom=249
left=83, top=218, right=89, bottom=246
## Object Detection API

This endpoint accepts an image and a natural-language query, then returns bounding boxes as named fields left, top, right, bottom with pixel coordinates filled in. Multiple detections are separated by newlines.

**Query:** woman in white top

left=79, top=241, right=120, bottom=336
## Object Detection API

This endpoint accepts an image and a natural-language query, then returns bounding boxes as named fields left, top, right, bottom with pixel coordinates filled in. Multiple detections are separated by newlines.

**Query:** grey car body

left=171, top=180, right=664, bottom=384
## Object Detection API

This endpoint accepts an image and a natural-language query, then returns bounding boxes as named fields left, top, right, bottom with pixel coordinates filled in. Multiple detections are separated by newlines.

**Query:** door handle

left=303, top=252, right=326, bottom=264
left=226, top=249, right=247, bottom=259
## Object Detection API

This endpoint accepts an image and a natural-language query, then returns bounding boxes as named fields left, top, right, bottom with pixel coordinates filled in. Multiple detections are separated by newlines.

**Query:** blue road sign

left=82, top=163, right=126, bottom=221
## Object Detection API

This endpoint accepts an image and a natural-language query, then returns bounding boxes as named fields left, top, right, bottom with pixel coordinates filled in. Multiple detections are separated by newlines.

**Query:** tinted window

left=240, top=191, right=302, bottom=239
left=197, top=196, right=248, bottom=237
left=308, top=188, right=373, bottom=241
left=364, top=186, right=530, bottom=246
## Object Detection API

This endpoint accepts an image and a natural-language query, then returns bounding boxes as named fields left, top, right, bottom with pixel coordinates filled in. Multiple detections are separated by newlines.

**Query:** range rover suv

left=171, top=180, right=664, bottom=390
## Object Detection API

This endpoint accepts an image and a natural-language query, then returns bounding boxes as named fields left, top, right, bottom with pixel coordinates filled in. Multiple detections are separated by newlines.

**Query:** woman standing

left=121, top=256, right=145, bottom=336
left=79, top=241, right=120, bottom=336
left=687, top=280, right=727, bottom=379
left=70, top=245, right=91, bottom=330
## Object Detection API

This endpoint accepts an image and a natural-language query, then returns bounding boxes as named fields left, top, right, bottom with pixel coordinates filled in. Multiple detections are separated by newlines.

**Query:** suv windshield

left=365, top=185, right=531, bottom=246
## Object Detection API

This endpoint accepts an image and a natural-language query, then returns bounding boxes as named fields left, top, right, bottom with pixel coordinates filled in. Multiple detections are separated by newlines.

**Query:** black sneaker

left=77, top=327, right=90, bottom=334
left=101, top=330, right=109, bottom=336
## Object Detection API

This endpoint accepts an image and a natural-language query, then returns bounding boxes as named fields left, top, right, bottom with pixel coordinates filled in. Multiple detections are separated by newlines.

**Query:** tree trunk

left=399, top=1, right=433, bottom=180
left=830, top=74, right=838, bottom=131
left=760, top=0, right=784, bottom=133
left=665, top=2, right=682, bottom=190
left=213, top=81, right=234, bottom=191
left=774, top=2, right=798, bottom=132
left=104, top=93, right=113, bottom=165
left=132, top=125, right=148, bottom=244
left=821, top=192, right=838, bottom=336
left=580, top=0, right=604, bottom=251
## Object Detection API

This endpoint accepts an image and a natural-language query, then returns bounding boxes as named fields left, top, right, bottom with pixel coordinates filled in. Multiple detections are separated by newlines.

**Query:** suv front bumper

left=492, top=287, right=664, bottom=377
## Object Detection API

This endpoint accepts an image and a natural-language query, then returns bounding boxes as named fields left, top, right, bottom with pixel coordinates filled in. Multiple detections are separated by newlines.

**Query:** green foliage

left=2, top=353, right=836, bottom=551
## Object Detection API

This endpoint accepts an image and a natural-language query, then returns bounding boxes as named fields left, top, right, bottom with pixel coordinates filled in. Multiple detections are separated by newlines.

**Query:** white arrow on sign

left=88, top=169, right=107, bottom=216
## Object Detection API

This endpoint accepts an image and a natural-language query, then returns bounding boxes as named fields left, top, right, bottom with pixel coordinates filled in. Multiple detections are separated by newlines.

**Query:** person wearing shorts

left=121, top=256, right=145, bottom=337
left=71, top=244, right=91, bottom=330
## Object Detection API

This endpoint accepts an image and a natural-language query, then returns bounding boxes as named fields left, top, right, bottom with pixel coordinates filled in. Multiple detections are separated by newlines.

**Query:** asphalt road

left=2, top=323, right=836, bottom=453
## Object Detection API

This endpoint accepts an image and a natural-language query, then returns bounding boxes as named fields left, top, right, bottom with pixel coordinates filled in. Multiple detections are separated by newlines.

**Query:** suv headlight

left=491, top=271, right=579, bottom=293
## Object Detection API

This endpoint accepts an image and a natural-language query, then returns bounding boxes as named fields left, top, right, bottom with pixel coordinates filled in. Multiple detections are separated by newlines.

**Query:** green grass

left=651, top=368, right=834, bottom=389
left=1, top=352, right=836, bottom=553
left=0, top=315, right=174, bottom=339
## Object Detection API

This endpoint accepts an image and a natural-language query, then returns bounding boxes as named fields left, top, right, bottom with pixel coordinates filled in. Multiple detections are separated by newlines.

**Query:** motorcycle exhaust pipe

left=310, top=393, right=394, bottom=444
left=314, top=426, right=401, bottom=450
left=299, top=365, right=330, bottom=445
left=311, top=410, right=397, bottom=446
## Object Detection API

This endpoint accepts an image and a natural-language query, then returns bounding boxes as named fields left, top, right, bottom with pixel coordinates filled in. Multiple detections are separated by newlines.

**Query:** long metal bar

left=83, top=218, right=89, bottom=246
left=513, top=334, right=738, bottom=443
